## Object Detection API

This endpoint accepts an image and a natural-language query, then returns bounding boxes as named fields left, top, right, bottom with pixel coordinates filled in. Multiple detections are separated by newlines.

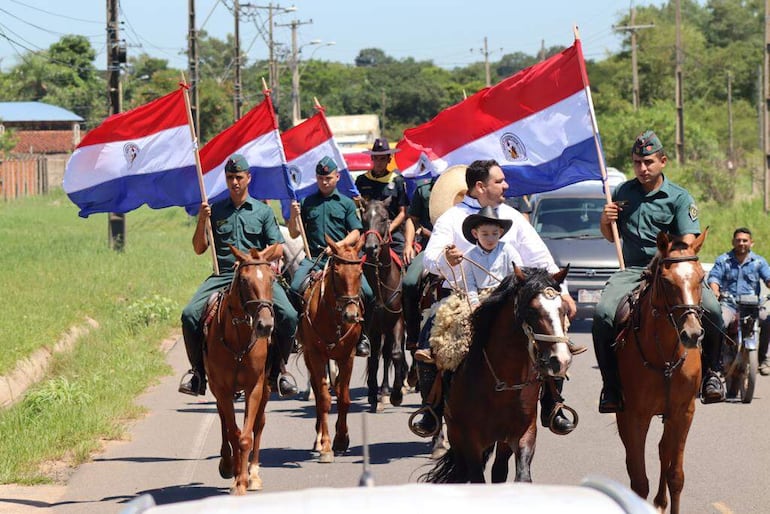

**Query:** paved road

left=2, top=320, right=769, bottom=513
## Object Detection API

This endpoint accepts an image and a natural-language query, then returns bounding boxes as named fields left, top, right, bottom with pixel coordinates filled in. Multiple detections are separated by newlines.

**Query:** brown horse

left=361, top=198, right=407, bottom=412
left=203, top=243, right=282, bottom=495
left=422, top=265, right=572, bottom=483
left=298, top=234, right=365, bottom=463
left=615, top=230, right=708, bottom=514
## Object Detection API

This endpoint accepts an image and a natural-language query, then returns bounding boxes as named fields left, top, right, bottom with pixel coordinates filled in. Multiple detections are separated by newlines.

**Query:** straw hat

left=429, top=164, right=468, bottom=225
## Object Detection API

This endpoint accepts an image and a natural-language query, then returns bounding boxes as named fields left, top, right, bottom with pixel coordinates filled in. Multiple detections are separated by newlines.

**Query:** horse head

left=360, top=197, right=392, bottom=261
left=325, top=234, right=365, bottom=325
left=514, top=264, right=572, bottom=377
left=229, top=243, right=282, bottom=339
left=650, top=229, right=708, bottom=348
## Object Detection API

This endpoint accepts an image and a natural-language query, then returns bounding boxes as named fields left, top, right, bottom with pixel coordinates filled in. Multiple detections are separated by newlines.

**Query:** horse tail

left=418, top=448, right=466, bottom=483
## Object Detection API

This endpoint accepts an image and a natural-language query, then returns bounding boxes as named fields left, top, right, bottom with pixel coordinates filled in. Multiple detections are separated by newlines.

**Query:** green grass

left=0, top=189, right=208, bottom=483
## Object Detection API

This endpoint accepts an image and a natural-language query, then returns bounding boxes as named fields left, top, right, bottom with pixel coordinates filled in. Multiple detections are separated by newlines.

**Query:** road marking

left=183, top=404, right=217, bottom=484
left=712, top=501, right=734, bottom=514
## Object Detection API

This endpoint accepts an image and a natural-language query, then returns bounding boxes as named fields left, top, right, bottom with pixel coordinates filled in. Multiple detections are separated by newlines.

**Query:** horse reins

left=362, top=229, right=403, bottom=314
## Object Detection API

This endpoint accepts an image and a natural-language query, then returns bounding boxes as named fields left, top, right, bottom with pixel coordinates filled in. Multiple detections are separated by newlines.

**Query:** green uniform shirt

left=301, top=188, right=362, bottom=258
left=408, top=178, right=434, bottom=232
left=355, top=172, right=409, bottom=221
left=613, top=176, right=700, bottom=267
left=210, top=196, right=284, bottom=271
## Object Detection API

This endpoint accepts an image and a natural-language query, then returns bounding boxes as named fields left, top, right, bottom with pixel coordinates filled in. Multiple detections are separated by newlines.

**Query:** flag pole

left=266, top=78, right=311, bottom=258
left=573, top=26, right=625, bottom=270
left=181, top=74, right=220, bottom=275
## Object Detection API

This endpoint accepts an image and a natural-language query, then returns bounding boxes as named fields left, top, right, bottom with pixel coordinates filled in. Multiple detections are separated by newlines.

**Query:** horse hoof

left=319, top=452, right=334, bottom=463
left=368, top=403, right=378, bottom=414
left=219, top=460, right=234, bottom=480
left=248, top=476, right=263, bottom=491
left=431, top=446, right=448, bottom=460
left=229, top=484, right=247, bottom=496
left=390, top=389, right=404, bottom=407
left=379, top=394, right=391, bottom=405
left=376, top=401, right=385, bottom=413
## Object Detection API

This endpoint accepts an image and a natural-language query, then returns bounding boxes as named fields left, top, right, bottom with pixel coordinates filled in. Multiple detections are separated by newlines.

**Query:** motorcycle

left=720, top=293, right=770, bottom=403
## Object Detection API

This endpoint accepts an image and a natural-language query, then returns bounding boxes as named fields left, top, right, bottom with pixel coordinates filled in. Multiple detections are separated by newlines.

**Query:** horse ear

left=552, top=264, right=570, bottom=285
left=261, top=243, right=282, bottom=262
left=325, top=233, right=340, bottom=253
left=656, top=231, right=671, bottom=254
left=354, top=233, right=365, bottom=252
left=513, top=262, right=526, bottom=283
left=692, top=226, right=708, bottom=254
left=230, top=243, right=247, bottom=261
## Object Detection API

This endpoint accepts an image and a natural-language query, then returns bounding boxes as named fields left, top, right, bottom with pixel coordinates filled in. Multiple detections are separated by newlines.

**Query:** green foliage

left=22, top=377, right=91, bottom=417
left=124, top=295, right=176, bottom=333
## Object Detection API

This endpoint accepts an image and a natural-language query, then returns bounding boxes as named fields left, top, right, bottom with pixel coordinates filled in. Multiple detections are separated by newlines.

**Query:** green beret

left=632, top=130, right=664, bottom=156
left=225, top=153, right=249, bottom=173
left=316, top=156, right=338, bottom=176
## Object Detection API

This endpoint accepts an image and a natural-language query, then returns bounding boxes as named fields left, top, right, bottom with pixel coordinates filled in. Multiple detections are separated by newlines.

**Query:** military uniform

left=289, top=188, right=374, bottom=304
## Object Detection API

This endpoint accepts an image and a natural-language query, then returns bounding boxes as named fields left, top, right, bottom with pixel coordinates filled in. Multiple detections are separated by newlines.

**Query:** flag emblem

left=288, top=165, right=301, bottom=187
left=123, top=142, right=140, bottom=167
left=500, top=133, right=526, bottom=162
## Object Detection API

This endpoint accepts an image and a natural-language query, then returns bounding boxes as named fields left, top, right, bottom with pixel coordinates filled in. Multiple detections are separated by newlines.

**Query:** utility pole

left=107, top=0, right=126, bottom=251
left=471, top=37, right=501, bottom=87
left=675, top=0, right=685, bottom=164
left=727, top=72, right=734, bottom=172
left=539, top=39, right=546, bottom=62
left=765, top=0, right=770, bottom=211
left=233, top=0, right=242, bottom=121
left=277, top=18, right=312, bottom=126
left=188, top=0, right=199, bottom=137
left=614, top=6, right=654, bottom=111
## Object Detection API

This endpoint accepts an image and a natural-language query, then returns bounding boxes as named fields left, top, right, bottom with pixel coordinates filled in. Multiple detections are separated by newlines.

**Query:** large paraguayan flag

left=395, top=40, right=602, bottom=197
left=280, top=110, right=359, bottom=201
left=199, top=95, right=293, bottom=209
left=63, top=88, right=198, bottom=217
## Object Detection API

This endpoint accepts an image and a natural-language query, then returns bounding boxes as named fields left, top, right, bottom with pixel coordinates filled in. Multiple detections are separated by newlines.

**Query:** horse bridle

left=362, top=229, right=403, bottom=314
left=652, top=255, right=704, bottom=335
left=327, top=253, right=364, bottom=317
left=229, top=260, right=275, bottom=328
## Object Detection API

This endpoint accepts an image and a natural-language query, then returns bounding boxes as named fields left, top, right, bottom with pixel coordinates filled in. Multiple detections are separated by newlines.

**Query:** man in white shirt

left=415, top=159, right=580, bottom=436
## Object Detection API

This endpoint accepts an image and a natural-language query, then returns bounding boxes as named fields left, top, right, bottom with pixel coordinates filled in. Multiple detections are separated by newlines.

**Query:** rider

left=707, top=227, right=770, bottom=376
left=415, top=159, right=581, bottom=437
left=287, top=156, right=374, bottom=358
left=593, top=130, right=726, bottom=413
left=179, top=154, right=299, bottom=398
left=354, top=138, right=409, bottom=258
left=403, top=175, right=435, bottom=350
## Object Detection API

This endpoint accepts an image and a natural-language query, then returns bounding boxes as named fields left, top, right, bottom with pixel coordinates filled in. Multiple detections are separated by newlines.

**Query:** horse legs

left=214, top=398, right=234, bottom=480
left=513, top=420, right=538, bottom=483
left=333, top=356, right=355, bottom=455
left=247, top=379, right=270, bottom=491
left=490, top=441, right=512, bottom=483
left=366, top=332, right=382, bottom=412
left=655, top=403, right=696, bottom=514
left=303, top=345, right=333, bottom=462
left=617, top=412, right=652, bottom=500
left=389, top=321, right=406, bottom=407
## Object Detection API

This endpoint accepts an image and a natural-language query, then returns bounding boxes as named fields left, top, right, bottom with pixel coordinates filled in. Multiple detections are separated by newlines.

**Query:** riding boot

left=179, top=325, right=207, bottom=396
left=700, top=327, right=725, bottom=404
left=356, top=331, right=371, bottom=357
left=540, top=378, right=575, bottom=435
left=412, top=361, right=441, bottom=436
left=594, top=336, right=623, bottom=413
left=267, top=345, right=299, bottom=398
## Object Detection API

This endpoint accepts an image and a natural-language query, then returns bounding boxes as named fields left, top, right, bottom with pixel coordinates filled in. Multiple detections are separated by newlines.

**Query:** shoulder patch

left=688, top=203, right=698, bottom=221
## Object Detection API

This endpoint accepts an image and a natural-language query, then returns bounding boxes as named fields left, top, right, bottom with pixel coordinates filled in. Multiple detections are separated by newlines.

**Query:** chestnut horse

left=204, top=243, right=281, bottom=495
left=298, top=234, right=365, bottom=463
left=361, top=198, right=407, bottom=412
left=422, top=265, right=572, bottom=483
left=615, top=231, right=708, bottom=514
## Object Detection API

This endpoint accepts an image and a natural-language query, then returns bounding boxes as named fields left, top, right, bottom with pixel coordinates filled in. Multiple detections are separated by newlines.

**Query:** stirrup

left=408, top=406, right=440, bottom=438
left=178, top=369, right=205, bottom=396
left=544, top=403, right=579, bottom=435
left=276, top=372, right=299, bottom=398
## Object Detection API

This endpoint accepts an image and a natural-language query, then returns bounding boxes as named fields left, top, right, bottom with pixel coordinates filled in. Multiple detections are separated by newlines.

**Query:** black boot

left=179, top=325, right=207, bottom=396
left=356, top=332, right=371, bottom=357
left=594, top=335, right=623, bottom=413
left=540, top=378, right=575, bottom=435
left=411, top=362, right=441, bottom=437
left=700, top=322, right=725, bottom=404
left=267, top=346, right=299, bottom=398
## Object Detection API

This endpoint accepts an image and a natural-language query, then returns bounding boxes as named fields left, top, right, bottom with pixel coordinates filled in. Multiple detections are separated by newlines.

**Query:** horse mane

left=468, top=266, right=558, bottom=354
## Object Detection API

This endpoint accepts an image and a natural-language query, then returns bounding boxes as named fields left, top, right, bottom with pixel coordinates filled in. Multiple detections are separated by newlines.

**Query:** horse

left=203, top=243, right=282, bottom=495
left=613, top=230, right=708, bottom=513
left=421, top=264, right=572, bottom=483
left=360, top=198, right=407, bottom=412
left=298, top=234, right=365, bottom=463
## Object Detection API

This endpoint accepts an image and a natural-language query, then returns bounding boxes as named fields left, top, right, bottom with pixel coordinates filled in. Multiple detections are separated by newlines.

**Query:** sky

left=0, top=0, right=666, bottom=73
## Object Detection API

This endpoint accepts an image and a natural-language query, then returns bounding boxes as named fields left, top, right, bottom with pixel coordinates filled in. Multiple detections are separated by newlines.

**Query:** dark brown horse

left=204, top=243, right=281, bottom=494
left=422, top=265, right=572, bottom=483
left=615, top=230, right=707, bottom=514
left=361, top=198, right=407, bottom=412
left=298, top=234, right=365, bottom=463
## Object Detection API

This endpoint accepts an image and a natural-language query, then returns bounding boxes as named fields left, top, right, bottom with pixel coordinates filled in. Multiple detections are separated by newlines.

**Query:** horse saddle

left=613, top=279, right=650, bottom=345
left=202, top=289, right=226, bottom=339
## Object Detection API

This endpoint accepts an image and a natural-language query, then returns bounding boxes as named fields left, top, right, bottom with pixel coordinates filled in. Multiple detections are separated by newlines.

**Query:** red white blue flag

left=199, top=95, right=292, bottom=207
left=280, top=110, right=359, bottom=201
left=395, top=40, right=602, bottom=196
left=63, top=88, right=198, bottom=217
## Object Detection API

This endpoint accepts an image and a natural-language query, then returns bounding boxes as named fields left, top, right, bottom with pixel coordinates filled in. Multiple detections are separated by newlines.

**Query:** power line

left=9, top=0, right=102, bottom=24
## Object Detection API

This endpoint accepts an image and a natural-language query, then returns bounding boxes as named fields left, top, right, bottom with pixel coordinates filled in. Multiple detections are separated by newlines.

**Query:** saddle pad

left=429, top=291, right=491, bottom=372
left=202, top=290, right=225, bottom=338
